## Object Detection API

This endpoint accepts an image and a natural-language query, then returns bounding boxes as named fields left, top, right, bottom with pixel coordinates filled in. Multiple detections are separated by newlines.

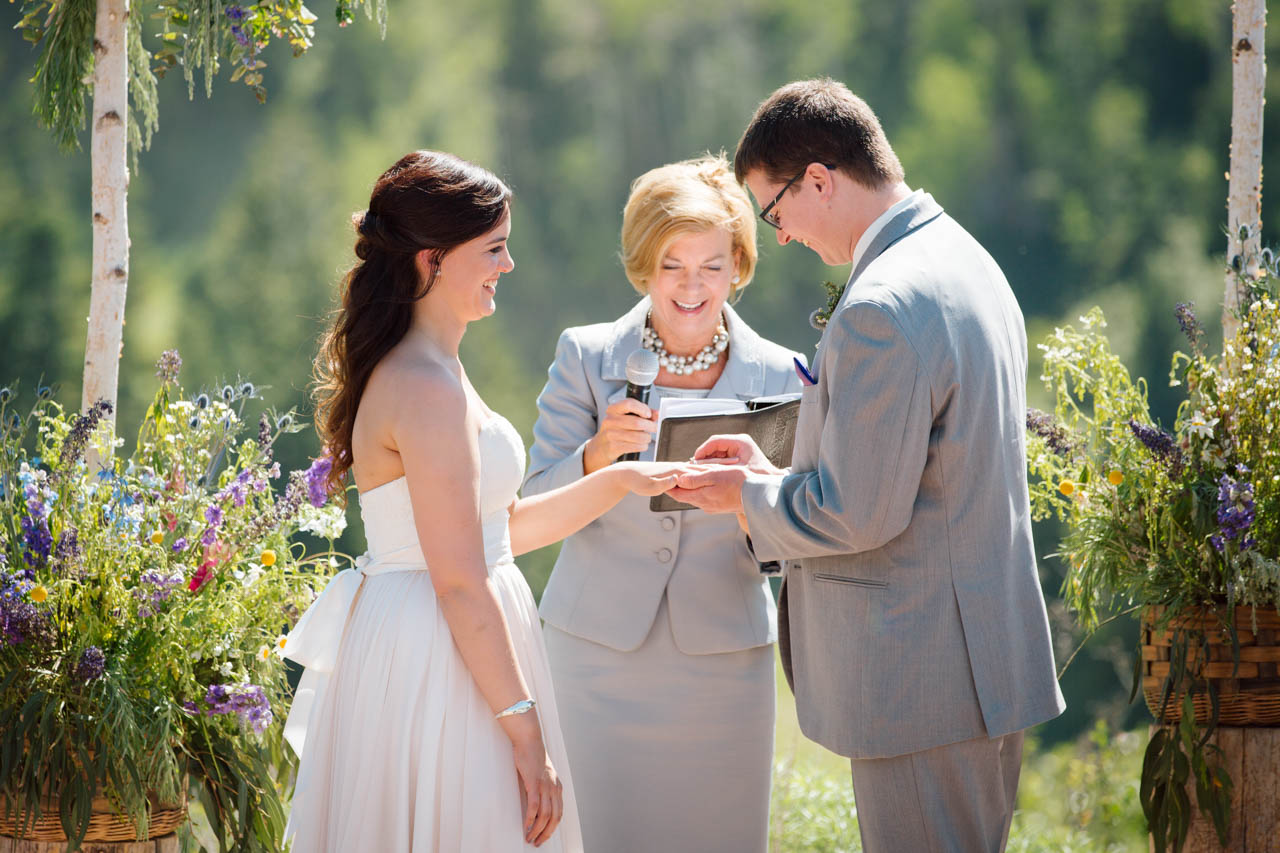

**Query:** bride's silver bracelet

left=494, top=698, right=536, bottom=720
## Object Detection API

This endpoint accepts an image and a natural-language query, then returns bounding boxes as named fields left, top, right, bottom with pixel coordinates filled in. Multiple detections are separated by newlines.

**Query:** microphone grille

left=625, top=348, right=660, bottom=385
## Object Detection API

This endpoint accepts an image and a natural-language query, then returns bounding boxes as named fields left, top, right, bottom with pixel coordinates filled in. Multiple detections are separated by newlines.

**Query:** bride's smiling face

left=425, top=209, right=514, bottom=320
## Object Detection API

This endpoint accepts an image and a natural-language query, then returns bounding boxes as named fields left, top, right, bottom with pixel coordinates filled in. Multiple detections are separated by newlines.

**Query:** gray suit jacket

left=742, top=193, right=1065, bottom=759
left=524, top=297, right=802, bottom=654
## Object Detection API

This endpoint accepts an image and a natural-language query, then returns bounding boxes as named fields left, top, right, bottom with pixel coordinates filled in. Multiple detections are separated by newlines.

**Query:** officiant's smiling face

left=424, top=208, right=514, bottom=321
left=647, top=228, right=739, bottom=353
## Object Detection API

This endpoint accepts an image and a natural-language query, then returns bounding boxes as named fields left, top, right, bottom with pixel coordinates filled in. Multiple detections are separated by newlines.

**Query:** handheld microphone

left=619, top=348, right=660, bottom=462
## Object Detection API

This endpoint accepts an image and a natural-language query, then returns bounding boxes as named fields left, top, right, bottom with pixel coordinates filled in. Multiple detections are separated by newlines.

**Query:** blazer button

left=657, top=548, right=673, bottom=563
left=660, top=516, right=676, bottom=530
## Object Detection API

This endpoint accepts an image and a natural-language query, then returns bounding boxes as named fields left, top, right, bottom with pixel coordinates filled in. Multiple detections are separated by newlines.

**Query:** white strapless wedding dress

left=283, top=415, right=583, bottom=852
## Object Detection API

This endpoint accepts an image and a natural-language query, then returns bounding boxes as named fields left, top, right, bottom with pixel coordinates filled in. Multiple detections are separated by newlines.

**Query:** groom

left=671, top=79, right=1065, bottom=852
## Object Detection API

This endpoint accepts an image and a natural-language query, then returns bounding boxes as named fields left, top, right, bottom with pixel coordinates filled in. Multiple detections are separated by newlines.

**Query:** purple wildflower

left=74, top=646, right=106, bottom=682
left=1026, top=408, right=1078, bottom=457
left=135, top=570, right=184, bottom=608
left=173, top=537, right=188, bottom=552
left=155, top=350, right=182, bottom=382
left=200, top=526, right=218, bottom=547
left=0, top=572, right=51, bottom=646
left=20, top=506, right=52, bottom=569
left=1174, top=302, right=1203, bottom=349
left=204, top=682, right=273, bottom=735
left=1127, top=419, right=1186, bottom=478
left=304, top=455, right=332, bottom=508
left=205, top=505, right=223, bottom=527
left=52, top=528, right=82, bottom=578
left=224, top=4, right=246, bottom=20
left=1212, top=472, right=1257, bottom=553
left=53, top=401, right=113, bottom=482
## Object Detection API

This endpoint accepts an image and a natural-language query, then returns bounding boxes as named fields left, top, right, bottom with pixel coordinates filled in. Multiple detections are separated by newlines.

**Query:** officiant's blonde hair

left=621, top=155, right=758, bottom=299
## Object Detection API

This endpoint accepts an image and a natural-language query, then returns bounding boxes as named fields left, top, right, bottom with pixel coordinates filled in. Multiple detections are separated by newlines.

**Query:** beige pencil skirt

left=544, top=593, right=776, bottom=853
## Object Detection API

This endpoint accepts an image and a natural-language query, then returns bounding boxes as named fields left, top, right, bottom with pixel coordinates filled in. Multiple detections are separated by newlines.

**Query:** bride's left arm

left=507, top=462, right=685, bottom=556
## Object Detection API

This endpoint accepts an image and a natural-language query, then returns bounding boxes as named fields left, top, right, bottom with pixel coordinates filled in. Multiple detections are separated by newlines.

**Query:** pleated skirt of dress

left=286, top=560, right=583, bottom=853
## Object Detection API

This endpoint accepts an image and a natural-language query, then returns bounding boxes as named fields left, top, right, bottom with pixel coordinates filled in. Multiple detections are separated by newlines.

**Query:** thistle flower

left=221, top=385, right=235, bottom=403
left=1174, top=302, right=1203, bottom=349
left=0, top=387, right=10, bottom=404
left=1026, top=408, right=1078, bottom=457
left=155, top=350, right=182, bottom=383
left=73, top=646, right=106, bottom=682
left=195, top=394, right=210, bottom=410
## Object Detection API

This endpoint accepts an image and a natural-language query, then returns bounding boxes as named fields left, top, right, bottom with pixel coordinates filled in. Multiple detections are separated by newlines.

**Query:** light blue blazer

left=523, top=296, right=804, bottom=654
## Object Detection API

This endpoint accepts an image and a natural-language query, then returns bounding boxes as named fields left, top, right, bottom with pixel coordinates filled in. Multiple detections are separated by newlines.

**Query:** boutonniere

left=809, top=280, right=847, bottom=331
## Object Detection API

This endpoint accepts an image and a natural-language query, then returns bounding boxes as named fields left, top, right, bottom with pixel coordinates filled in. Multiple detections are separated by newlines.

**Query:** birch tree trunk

left=1225, top=0, right=1266, bottom=342
left=84, top=0, right=129, bottom=453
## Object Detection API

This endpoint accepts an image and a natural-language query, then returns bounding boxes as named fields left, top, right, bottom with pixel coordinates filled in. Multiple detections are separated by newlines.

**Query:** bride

left=284, top=150, right=684, bottom=851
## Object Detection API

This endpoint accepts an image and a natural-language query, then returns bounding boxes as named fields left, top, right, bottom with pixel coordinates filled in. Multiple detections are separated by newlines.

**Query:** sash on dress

left=282, top=545, right=425, bottom=756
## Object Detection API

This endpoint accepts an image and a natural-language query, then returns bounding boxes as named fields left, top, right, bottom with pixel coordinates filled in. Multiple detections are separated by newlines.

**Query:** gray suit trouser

left=849, top=730, right=1024, bottom=853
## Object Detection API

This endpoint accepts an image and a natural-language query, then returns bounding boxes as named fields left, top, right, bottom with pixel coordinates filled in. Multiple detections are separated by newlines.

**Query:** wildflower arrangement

left=0, top=351, right=345, bottom=850
left=1025, top=247, right=1280, bottom=851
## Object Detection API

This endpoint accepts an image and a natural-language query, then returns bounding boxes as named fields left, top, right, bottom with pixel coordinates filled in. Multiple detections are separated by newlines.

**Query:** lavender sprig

left=1026, top=408, right=1078, bottom=457
left=1128, top=419, right=1186, bottom=478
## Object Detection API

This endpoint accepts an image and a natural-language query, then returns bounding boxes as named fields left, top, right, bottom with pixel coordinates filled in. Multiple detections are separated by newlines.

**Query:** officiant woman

left=522, top=155, right=802, bottom=852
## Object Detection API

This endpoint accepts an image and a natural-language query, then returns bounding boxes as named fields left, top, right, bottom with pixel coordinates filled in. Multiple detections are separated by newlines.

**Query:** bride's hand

left=611, top=461, right=691, bottom=496
left=505, top=714, right=563, bottom=846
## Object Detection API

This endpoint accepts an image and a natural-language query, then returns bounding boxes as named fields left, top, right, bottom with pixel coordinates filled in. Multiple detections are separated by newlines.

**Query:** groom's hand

left=692, top=434, right=781, bottom=475
left=668, top=465, right=748, bottom=515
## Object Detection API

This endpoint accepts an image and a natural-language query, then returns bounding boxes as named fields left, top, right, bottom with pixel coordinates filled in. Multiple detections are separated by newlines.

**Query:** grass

left=768, top=663, right=1148, bottom=852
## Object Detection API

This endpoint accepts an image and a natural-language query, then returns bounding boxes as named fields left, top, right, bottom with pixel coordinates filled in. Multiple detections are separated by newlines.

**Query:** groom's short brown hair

left=734, top=78, right=904, bottom=190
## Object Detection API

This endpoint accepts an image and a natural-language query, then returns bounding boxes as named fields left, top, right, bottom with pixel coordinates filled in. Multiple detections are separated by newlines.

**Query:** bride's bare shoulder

left=363, top=345, right=465, bottom=426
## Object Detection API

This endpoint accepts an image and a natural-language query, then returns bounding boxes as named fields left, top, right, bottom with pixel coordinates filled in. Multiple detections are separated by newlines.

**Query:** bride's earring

left=731, top=274, right=740, bottom=285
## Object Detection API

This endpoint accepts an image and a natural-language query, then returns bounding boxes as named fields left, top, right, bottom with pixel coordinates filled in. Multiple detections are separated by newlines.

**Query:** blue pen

left=793, top=357, right=817, bottom=386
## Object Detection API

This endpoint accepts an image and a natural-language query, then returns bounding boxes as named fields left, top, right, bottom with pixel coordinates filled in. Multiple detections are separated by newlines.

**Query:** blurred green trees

left=4, top=0, right=1274, bottom=745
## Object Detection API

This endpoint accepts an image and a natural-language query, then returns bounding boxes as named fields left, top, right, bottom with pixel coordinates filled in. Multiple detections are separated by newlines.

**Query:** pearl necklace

left=641, top=312, right=729, bottom=375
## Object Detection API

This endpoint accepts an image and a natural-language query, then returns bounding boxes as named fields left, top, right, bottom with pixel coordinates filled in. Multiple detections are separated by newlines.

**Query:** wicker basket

left=0, top=788, right=187, bottom=843
left=1141, top=604, right=1280, bottom=725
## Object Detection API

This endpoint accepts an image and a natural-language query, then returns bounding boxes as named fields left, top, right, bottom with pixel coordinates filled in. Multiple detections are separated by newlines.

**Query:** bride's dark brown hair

left=313, top=150, right=512, bottom=499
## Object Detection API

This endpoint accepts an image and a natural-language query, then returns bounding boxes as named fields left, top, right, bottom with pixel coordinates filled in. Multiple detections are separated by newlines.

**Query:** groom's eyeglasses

left=758, top=165, right=834, bottom=230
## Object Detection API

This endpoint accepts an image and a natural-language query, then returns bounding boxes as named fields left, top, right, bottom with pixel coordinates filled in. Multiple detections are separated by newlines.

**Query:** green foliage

left=1027, top=282, right=1280, bottom=627
left=0, top=354, right=341, bottom=850
left=14, top=0, right=385, bottom=153
left=1025, top=250, right=1280, bottom=850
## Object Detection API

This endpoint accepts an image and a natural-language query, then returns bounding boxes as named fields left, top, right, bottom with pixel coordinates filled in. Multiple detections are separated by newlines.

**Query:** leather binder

left=649, top=394, right=801, bottom=512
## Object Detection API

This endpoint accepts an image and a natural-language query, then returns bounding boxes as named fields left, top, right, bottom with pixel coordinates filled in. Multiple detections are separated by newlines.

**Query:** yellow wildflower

left=29, top=585, right=48, bottom=603
left=1107, top=470, right=1123, bottom=486
left=150, top=530, right=165, bottom=545
left=260, top=549, right=277, bottom=567
left=1058, top=480, right=1076, bottom=497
